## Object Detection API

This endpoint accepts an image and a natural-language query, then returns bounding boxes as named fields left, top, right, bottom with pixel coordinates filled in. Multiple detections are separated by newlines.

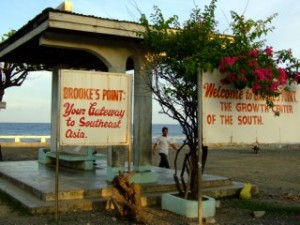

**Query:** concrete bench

left=38, top=148, right=106, bottom=170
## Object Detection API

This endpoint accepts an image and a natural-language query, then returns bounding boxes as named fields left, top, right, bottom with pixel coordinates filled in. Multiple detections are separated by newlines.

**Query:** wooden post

left=55, top=140, right=59, bottom=222
left=0, top=144, right=2, bottom=161
left=0, top=101, right=6, bottom=110
left=197, top=69, right=203, bottom=225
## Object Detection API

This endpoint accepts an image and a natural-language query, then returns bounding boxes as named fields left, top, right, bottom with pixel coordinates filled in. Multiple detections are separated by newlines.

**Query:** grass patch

left=222, top=198, right=300, bottom=215
left=0, top=191, right=31, bottom=216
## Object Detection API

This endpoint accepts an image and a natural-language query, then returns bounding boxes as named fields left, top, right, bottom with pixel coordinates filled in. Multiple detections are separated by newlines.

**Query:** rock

left=205, top=217, right=217, bottom=224
left=253, top=210, right=266, bottom=218
left=187, top=217, right=217, bottom=225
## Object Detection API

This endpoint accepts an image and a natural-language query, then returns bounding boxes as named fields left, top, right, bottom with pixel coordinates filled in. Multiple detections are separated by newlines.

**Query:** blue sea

left=0, top=123, right=185, bottom=143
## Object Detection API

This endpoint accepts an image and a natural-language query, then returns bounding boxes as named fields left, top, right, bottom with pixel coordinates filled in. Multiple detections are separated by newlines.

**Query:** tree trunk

left=109, top=172, right=146, bottom=224
left=0, top=88, right=4, bottom=101
left=174, top=145, right=208, bottom=200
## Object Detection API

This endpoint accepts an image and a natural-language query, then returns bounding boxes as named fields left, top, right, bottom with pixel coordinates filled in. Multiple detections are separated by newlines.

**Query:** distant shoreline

left=0, top=143, right=50, bottom=148
left=2, top=142, right=300, bottom=150
left=0, top=122, right=178, bottom=125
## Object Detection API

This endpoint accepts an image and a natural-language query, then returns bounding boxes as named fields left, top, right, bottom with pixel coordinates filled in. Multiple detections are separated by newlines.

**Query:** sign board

left=202, top=70, right=300, bottom=145
left=58, top=69, right=131, bottom=146
left=0, top=101, right=6, bottom=109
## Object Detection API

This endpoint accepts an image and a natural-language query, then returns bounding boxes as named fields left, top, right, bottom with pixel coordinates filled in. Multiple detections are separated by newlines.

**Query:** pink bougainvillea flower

left=278, top=68, right=287, bottom=85
left=247, top=59, right=258, bottom=68
left=265, top=46, right=273, bottom=56
left=229, top=74, right=236, bottom=83
left=219, top=56, right=238, bottom=72
left=255, top=69, right=266, bottom=80
left=225, top=56, right=237, bottom=66
left=248, top=49, right=259, bottom=58
left=265, top=68, right=273, bottom=80
left=218, top=43, right=299, bottom=112
left=293, top=72, right=300, bottom=83
left=240, top=68, right=246, bottom=75
left=270, top=81, right=279, bottom=92
left=251, top=83, right=261, bottom=93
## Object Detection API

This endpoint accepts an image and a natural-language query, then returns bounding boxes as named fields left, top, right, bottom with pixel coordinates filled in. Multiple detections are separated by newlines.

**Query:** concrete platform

left=0, top=160, right=258, bottom=214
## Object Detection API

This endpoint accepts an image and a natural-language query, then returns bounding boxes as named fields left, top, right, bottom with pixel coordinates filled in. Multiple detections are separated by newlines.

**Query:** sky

left=0, top=0, right=299, bottom=123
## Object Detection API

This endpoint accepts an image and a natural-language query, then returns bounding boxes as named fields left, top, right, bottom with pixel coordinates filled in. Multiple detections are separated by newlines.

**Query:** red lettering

left=65, top=129, right=86, bottom=138
left=63, top=87, right=101, bottom=100
left=79, top=117, right=121, bottom=128
left=206, top=114, right=216, bottom=124
left=237, top=115, right=263, bottom=125
left=220, top=115, right=233, bottom=125
left=272, top=105, right=293, bottom=114
left=102, top=89, right=124, bottom=101
left=88, top=102, right=125, bottom=119
left=203, top=83, right=243, bottom=100
left=236, top=103, right=269, bottom=113
left=63, top=103, right=86, bottom=117
left=95, top=89, right=100, bottom=100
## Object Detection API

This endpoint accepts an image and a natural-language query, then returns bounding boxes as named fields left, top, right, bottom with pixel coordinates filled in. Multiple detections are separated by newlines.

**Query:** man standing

left=152, top=127, right=177, bottom=168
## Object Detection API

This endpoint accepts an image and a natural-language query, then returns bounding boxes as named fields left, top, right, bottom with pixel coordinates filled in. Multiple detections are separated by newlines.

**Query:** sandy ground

left=0, top=145, right=300, bottom=224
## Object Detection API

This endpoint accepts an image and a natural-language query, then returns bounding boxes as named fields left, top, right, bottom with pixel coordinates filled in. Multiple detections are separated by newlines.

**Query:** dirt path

left=205, top=148, right=300, bottom=195
left=152, top=146, right=300, bottom=196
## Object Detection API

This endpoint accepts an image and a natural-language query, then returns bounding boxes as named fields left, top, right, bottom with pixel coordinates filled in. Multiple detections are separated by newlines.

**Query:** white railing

left=0, top=135, right=51, bottom=143
left=0, top=135, right=185, bottom=144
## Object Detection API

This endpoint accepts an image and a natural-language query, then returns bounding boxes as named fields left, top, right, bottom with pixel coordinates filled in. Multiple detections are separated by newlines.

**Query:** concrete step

left=0, top=169, right=234, bottom=202
left=0, top=161, right=258, bottom=214
left=0, top=171, right=46, bottom=200
left=0, top=176, right=53, bottom=213
left=140, top=181, right=257, bottom=206
left=0, top=170, right=109, bottom=201
left=140, top=174, right=233, bottom=194
left=0, top=175, right=254, bottom=214
left=0, top=175, right=112, bottom=214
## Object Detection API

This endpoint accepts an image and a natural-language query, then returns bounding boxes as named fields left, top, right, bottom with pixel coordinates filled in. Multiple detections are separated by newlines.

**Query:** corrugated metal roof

left=0, top=7, right=141, bottom=50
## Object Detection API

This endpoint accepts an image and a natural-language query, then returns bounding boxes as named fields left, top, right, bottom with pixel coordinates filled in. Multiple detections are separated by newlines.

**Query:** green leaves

left=229, top=11, right=278, bottom=54
left=0, top=30, right=51, bottom=101
left=139, top=0, right=226, bottom=81
left=1, top=30, right=16, bottom=42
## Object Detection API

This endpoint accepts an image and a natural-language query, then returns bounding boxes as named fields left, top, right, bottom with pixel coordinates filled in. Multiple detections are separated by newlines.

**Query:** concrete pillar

left=106, top=56, right=157, bottom=183
left=132, top=65, right=158, bottom=183
left=50, top=68, right=59, bottom=152
left=106, top=146, right=127, bottom=179
left=106, top=64, right=127, bottom=179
